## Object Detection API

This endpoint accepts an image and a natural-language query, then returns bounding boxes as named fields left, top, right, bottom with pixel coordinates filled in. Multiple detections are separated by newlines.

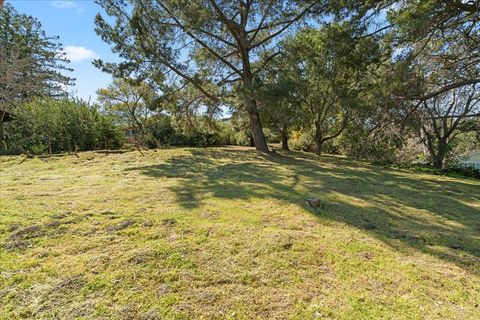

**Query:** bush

left=144, top=116, right=227, bottom=147
left=440, top=167, right=480, bottom=179
left=378, top=163, right=480, bottom=180
left=3, top=98, right=123, bottom=155
left=290, top=131, right=313, bottom=152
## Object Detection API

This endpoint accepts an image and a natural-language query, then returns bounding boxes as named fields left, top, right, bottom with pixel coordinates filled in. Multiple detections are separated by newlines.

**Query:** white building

left=459, top=149, right=480, bottom=169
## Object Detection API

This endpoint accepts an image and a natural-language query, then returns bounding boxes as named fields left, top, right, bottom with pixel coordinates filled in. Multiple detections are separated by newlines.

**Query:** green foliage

left=97, top=78, right=158, bottom=132
left=289, top=131, right=313, bottom=152
left=263, top=22, right=381, bottom=154
left=143, top=116, right=236, bottom=148
left=0, top=3, right=73, bottom=109
left=3, top=98, right=123, bottom=154
left=94, top=0, right=324, bottom=151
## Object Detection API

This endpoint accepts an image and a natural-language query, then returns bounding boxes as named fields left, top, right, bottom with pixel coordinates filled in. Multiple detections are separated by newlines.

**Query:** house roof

left=0, top=109, right=15, bottom=123
left=460, top=149, right=480, bottom=163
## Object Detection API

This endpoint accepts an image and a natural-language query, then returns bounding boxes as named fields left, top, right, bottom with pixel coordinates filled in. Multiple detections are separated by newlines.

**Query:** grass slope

left=1, top=146, right=479, bottom=319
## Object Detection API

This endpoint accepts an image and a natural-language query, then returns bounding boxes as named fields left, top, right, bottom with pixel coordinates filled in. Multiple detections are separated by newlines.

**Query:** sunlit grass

left=1, top=146, right=479, bottom=319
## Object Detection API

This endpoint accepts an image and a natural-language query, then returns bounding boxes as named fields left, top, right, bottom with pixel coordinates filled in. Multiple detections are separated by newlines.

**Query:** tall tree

left=412, top=85, right=480, bottom=169
left=93, top=0, right=321, bottom=152
left=0, top=3, right=73, bottom=110
left=391, top=1, right=480, bottom=168
left=258, top=54, right=302, bottom=150
left=284, top=23, right=379, bottom=155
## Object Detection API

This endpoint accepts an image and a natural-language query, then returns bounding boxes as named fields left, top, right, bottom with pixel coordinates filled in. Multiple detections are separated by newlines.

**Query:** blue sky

left=8, top=0, right=119, bottom=101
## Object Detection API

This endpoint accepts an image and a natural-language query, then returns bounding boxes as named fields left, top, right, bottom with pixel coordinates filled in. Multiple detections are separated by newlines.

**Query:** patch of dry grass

left=1, top=147, right=479, bottom=319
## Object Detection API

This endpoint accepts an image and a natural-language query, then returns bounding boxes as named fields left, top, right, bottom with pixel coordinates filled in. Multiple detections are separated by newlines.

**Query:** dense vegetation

left=1, top=1, right=479, bottom=166
left=2, top=98, right=123, bottom=155
left=91, top=0, right=480, bottom=169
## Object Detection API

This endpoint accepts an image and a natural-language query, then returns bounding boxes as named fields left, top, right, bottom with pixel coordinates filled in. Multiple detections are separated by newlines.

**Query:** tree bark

left=432, top=140, right=447, bottom=169
left=245, top=97, right=269, bottom=152
left=281, top=129, right=289, bottom=150
left=0, top=121, right=4, bottom=155
left=314, top=120, right=323, bottom=155
left=0, top=110, right=4, bottom=155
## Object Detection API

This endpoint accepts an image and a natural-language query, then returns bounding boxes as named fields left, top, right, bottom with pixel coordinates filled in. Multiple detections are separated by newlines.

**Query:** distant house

left=459, top=149, right=480, bottom=169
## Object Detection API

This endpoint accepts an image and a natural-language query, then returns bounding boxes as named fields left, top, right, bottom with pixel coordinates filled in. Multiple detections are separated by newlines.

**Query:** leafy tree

left=335, top=1, right=480, bottom=167
left=93, top=0, right=322, bottom=152
left=282, top=23, right=380, bottom=155
left=258, top=54, right=302, bottom=150
left=390, top=2, right=480, bottom=168
left=97, top=78, right=157, bottom=134
left=0, top=3, right=73, bottom=110
left=412, top=85, right=479, bottom=169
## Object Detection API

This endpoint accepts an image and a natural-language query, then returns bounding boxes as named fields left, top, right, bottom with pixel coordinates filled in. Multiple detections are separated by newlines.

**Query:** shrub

left=290, top=131, right=313, bottom=152
left=144, top=116, right=227, bottom=147
left=3, top=98, right=123, bottom=155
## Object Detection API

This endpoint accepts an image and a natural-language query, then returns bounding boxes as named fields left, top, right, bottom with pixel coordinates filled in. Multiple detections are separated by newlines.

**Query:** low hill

left=1, top=147, right=479, bottom=319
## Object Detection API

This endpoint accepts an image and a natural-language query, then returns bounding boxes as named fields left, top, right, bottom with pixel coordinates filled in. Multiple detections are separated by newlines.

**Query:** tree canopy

left=94, top=0, right=323, bottom=151
left=0, top=3, right=73, bottom=110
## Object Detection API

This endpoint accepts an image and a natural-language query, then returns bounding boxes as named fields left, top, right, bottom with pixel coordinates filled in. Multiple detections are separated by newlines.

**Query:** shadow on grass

left=125, top=148, right=480, bottom=274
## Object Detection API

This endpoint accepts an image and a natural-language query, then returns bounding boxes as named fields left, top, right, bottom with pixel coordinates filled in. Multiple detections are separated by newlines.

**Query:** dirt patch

left=4, top=239, right=32, bottom=251
left=162, top=218, right=177, bottom=226
left=142, top=221, right=154, bottom=227
left=142, top=309, right=161, bottom=320
left=4, top=225, right=45, bottom=251
left=359, top=252, right=375, bottom=260
left=52, top=212, right=69, bottom=220
left=11, top=225, right=44, bottom=239
left=128, top=250, right=156, bottom=265
left=107, top=219, right=136, bottom=232
left=55, top=276, right=86, bottom=292
left=8, top=224, right=21, bottom=232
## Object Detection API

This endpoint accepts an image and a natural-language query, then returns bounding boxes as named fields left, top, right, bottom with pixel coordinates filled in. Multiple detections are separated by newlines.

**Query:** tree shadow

left=125, top=148, right=480, bottom=274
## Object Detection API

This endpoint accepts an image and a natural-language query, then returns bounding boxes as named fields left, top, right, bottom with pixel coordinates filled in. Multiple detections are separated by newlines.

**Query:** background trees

left=258, top=22, right=381, bottom=154
left=1, top=0, right=478, bottom=170
left=386, top=0, right=480, bottom=168
left=413, top=85, right=479, bottom=168
left=0, top=3, right=73, bottom=110
left=97, top=79, right=157, bottom=134
left=93, top=0, right=323, bottom=152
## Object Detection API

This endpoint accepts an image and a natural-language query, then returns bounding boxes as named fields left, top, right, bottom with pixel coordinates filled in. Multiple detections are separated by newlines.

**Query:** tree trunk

left=245, top=98, right=269, bottom=152
left=0, top=121, right=4, bottom=155
left=241, top=51, right=269, bottom=152
left=314, top=120, right=323, bottom=155
left=281, top=130, right=289, bottom=150
left=432, top=140, right=447, bottom=169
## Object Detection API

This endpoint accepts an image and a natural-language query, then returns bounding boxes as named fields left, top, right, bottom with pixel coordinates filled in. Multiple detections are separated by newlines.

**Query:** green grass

left=1, top=146, right=479, bottom=319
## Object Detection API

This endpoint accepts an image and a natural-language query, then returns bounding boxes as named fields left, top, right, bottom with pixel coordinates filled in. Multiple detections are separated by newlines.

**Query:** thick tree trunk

left=245, top=98, right=269, bottom=152
left=432, top=140, right=447, bottom=169
left=281, top=130, right=289, bottom=150
left=241, top=51, right=269, bottom=152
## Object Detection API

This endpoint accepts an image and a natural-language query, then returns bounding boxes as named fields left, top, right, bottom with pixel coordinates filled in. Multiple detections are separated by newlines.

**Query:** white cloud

left=64, top=46, right=99, bottom=62
left=51, top=1, right=84, bottom=12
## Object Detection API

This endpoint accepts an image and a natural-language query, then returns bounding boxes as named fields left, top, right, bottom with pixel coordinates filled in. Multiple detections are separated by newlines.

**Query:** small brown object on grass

left=305, top=197, right=321, bottom=208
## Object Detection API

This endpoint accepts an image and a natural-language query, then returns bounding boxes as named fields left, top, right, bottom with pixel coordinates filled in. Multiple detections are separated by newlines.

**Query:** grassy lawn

left=1, top=146, right=479, bottom=319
